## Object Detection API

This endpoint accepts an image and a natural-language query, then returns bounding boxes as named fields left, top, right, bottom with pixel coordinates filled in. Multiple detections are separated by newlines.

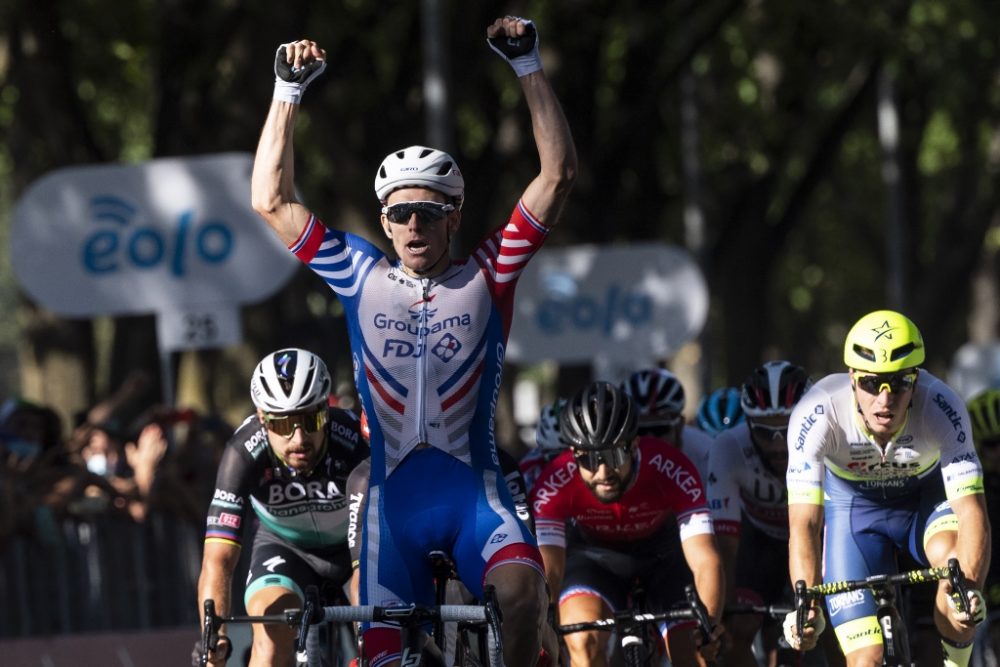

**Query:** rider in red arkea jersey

left=530, top=382, right=725, bottom=667
left=533, top=437, right=708, bottom=545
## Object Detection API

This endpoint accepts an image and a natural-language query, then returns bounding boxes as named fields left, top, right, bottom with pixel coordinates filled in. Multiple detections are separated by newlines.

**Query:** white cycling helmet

left=534, top=399, right=567, bottom=451
left=374, top=145, right=465, bottom=209
left=250, top=348, right=332, bottom=414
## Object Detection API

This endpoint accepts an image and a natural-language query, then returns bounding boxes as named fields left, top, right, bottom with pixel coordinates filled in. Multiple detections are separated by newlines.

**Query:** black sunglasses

left=573, top=444, right=632, bottom=472
left=854, top=372, right=918, bottom=396
left=382, top=201, right=455, bottom=224
left=750, top=422, right=788, bottom=441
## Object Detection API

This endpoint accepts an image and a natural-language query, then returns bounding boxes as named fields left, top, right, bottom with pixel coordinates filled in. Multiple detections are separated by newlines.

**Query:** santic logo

left=82, top=194, right=234, bottom=277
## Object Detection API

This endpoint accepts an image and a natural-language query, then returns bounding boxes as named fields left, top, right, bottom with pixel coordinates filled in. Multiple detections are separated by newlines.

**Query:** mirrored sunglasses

left=574, top=444, right=632, bottom=472
left=855, top=372, right=918, bottom=396
left=382, top=201, right=455, bottom=224
left=262, top=409, right=327, bottom=437
left=750, top=422, right=788, bottom=441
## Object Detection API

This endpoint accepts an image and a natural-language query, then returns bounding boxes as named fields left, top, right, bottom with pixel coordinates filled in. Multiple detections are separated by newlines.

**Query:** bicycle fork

left=874, top=584, right=912, bottom=667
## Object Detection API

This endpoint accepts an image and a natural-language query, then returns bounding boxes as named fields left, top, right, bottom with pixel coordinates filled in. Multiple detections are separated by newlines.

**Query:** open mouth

left=872, top=410, right=895, bottom=425
left=406, top=239, right=429, bottom=254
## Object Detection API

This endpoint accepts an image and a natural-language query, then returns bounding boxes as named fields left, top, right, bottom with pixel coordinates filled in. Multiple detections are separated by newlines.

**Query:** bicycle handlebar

left=723, top=603, right=794, bottom=619
left=199, top=591, right=499, bottom=665
left=792, top=558, right=971, bottom=640
left=320, top=603, right=488, bottom=623
left=558, top=583, right=716, bottom=643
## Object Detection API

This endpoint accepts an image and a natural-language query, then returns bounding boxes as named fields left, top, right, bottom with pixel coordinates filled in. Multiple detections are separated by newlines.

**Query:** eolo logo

left=81, top=195, right=234, bottom=277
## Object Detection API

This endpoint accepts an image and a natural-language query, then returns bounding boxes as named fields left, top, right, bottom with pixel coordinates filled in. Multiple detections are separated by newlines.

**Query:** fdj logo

left=536, top=285, right=652, bottom=336
left=82, top=195, right=234, bottom=277
left=384, top=339, right=423, bottom=358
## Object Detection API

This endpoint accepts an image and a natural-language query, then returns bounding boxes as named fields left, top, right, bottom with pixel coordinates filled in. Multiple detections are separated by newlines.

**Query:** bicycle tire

left=621, top=634, right=647, bottom=667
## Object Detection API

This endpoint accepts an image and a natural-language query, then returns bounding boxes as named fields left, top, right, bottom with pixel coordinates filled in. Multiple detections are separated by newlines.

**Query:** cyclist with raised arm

left=531, top=381, right=725, bottom=667
left=706, top=361, right=816, bottom=667
left=785, top=310, right=990, bottom=667
left=196, top=348, right=369, bottom=666
left=697, top=387, right=746, bottom=437
left=250, top=16, right=576, bottom=667
left=622, top=368, right=714, bottom=478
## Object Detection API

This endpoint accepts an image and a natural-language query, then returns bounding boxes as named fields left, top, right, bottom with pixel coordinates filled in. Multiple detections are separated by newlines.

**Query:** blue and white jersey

left=786, top=371, right=984, bottom=504
left=290, top=201, right=548, bottom=484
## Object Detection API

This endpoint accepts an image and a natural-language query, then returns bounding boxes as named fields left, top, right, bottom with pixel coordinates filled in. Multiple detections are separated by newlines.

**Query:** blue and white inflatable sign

left=11, top=153, right=297, bottom=317
left=508, top=242, right=708, bottom=363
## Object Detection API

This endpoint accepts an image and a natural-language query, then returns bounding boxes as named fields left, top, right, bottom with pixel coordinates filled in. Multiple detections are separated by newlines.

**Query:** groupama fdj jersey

left=290, top=202, right=548, bottom=484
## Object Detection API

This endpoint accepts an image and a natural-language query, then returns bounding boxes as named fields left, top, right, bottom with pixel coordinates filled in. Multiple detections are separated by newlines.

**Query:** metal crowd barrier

left=0, top=510, right=203, bottom=638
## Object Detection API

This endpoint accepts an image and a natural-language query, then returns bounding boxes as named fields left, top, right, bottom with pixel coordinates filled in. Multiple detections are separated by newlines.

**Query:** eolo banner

left=10, top=153, right=298, bottom=351
left=507, top=243, right=709, bottom=363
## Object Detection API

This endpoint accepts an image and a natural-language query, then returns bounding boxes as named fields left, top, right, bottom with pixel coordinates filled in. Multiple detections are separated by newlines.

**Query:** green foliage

left=2, top=0, right=1000, bottom=407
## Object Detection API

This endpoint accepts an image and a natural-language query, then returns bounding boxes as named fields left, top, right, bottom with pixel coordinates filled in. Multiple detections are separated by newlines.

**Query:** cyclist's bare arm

left=250, top=41, right=327, bottom=245
left=681, top=532, right=726, bottom=621
left=197, top=541, right=241, bottom=661
left=716, top=533, right=740, bottom=605
left=539, top=544, right=566, bottom=609
left=948, top=493, right=991, bottom=586
left=788, top=502, right=824, bottom=587
left=486, top=18, right=577, bottom=228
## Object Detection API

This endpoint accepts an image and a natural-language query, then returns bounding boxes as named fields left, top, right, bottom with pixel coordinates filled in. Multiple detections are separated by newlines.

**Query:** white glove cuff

left=273, top=79, right=304, bottom=105
left=509, top=51, right=543, bottom=78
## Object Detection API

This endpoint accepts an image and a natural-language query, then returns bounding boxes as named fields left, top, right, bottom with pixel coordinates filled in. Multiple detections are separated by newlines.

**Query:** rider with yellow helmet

left=785, top=310, right=990, bottom=667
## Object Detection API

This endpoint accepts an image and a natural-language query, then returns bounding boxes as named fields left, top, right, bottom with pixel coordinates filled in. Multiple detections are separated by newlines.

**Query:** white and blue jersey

left=290, top=202, right=548, bottom=664
left=291, top=201, right=545, bottom=486
left=786, top=371, right=985, bottom=647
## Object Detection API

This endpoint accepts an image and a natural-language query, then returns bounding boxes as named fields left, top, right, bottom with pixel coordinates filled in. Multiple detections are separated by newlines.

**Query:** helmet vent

left=890, top=343, right=915, bottom=361
left=852, top=344, right=876, bottom=362
left=435, top=162, right=454, bottom=176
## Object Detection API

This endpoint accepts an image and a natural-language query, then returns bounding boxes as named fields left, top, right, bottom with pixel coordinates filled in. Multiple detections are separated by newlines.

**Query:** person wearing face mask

left=785, top=310, right=991, bottom=667
left=0, top=399, right=64, bottom=467
left=195, top=348, right=369, bottom=666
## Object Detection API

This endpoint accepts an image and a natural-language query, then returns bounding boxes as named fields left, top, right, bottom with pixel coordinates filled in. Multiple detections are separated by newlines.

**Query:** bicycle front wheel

left=621, top=634, right=648, bottom=667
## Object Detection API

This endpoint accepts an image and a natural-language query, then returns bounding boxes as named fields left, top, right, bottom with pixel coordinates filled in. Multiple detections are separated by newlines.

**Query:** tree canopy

left=2, top=0, right=998, bottom=427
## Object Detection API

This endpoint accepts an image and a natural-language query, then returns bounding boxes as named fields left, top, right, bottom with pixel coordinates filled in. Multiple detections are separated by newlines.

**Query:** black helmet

left=560, top=381, right=639, bottom=450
